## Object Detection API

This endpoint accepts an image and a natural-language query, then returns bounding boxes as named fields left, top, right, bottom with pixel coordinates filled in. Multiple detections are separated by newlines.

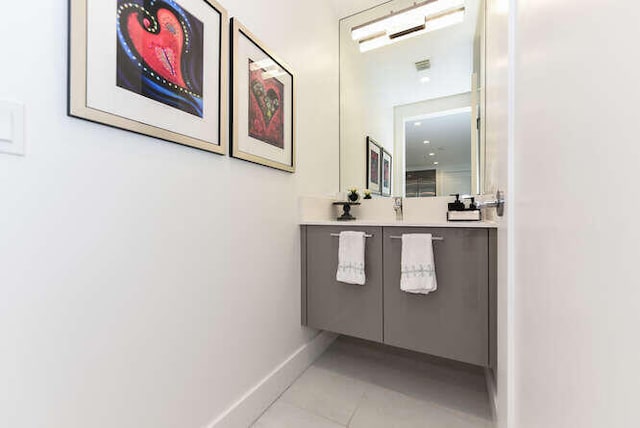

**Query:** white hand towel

left=336, top=231, right=366, bottom=285
left=401, top=234, right=437, bottom=294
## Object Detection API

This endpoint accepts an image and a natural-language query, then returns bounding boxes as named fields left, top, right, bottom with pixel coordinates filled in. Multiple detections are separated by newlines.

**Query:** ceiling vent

left=415, top=58, right=431, bottom=71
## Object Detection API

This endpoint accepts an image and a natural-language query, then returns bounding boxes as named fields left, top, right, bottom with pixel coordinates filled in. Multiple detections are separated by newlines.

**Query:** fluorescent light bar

left=424, top=8, right=465, bottom=32
left=386, top=8, right=465, bottom=44
left=357, top=7, right=465, bottom=53
left=351, top=0, right=464, bottom=42
left=250, top=59, right=276, bottom=71
left=389, top=22, right=427, bottom=40
left=249, top=58, right=287, bottom=80
left=359, top=34, right=391, bottom=53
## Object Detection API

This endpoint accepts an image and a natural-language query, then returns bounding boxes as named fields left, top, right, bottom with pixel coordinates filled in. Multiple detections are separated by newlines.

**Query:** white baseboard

left=484, top=368, right=498, bottom=426
left=205, top=331, right=338, bottom=428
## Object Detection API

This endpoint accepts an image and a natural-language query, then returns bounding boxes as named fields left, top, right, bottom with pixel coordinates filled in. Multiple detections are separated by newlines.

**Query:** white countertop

left=300, top=220, right=497, bottom=228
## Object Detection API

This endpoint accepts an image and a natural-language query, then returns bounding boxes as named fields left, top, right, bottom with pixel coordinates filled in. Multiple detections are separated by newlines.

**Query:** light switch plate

left=0, top=100, right=25, bottom=156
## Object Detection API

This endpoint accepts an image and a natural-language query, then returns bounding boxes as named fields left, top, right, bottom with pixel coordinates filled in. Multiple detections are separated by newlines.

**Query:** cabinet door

left=306, top=226, right=383, bottom=342
left=383, top=227, right=489, bottom=366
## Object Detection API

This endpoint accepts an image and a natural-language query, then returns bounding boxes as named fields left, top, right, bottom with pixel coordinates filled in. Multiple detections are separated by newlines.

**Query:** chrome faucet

left=393, top=197, right=403, bottom=221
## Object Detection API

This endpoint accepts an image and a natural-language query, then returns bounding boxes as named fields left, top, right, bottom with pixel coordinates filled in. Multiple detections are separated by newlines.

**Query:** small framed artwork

left=231, top=18, right=295, bottom=173
left=68, top=0, right=228, bottom=154
left=366, top=137, right=382, bottom=194
left=382, top=149, right=392, bottom=197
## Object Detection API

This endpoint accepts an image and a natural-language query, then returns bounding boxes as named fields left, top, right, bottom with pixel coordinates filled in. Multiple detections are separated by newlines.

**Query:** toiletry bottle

left=448, top=194, right=465, bottom=211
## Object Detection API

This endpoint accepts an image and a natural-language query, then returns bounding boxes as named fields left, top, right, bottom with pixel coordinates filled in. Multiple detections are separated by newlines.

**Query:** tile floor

left=252, top=336, right=494, bottom=427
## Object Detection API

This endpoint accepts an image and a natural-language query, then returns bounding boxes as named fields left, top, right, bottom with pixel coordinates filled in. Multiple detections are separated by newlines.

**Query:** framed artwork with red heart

left=68, top=0, right=228, bottom=154
left=248, top=59, right=285, bottom=149
left=231, top=19, right=295, bottom=173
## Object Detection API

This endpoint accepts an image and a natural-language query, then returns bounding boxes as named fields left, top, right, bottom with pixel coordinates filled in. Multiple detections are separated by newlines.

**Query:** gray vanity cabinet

left=383, top=228, right=489, bottom=366
left=304, top=226, right=383, bottom=342
left=301, top=225, right=496, bottom=368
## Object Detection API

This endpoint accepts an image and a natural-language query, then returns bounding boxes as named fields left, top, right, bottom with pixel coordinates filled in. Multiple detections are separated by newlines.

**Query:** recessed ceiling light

left=429, top=152, right=435, bottom=156
left=414, top=122, right=422, bottom=126
left=420, top=76, right=431, bottom=83
left=423, top=140, right=430, bottom=144
left=434, top=161, right=439, bottom=165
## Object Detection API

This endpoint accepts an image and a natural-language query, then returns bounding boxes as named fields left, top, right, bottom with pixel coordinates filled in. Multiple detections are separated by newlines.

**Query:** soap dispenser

left=468, top=197, right=478, bottom=211
left=448, top=194, right=465, bottom=212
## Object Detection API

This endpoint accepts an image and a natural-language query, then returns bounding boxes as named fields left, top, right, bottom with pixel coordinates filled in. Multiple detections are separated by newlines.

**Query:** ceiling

left=405, top=111, right=472, bottom=170
left=329, top=0, right=392, bottom=19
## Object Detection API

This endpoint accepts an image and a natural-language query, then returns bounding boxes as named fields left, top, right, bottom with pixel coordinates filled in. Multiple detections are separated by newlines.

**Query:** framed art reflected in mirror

left=366, top=137, right=382, bottom=195
left=382, top=149, right=392, bottom=197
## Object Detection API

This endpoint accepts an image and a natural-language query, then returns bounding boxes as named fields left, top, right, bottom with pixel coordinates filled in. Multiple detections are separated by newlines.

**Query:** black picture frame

left=366, top=136, right=382, bottom=194
left=382, top=149, right=392, bottom=197
left=230, top=18, right=296, bottom=172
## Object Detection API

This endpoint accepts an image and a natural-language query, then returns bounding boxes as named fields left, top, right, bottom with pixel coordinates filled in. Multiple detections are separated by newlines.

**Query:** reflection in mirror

left=339, top=0, right=485, bottom=197
left=405, top=107, right=472, bottom=197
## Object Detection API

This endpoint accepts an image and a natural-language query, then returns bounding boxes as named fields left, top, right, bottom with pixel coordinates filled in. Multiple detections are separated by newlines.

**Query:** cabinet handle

left=330, top=233, right=374, bottom=238
left=389, top=235, right=444, bottom=241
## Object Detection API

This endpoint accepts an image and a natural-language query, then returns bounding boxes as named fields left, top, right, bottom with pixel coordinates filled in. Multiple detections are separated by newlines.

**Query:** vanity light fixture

left=353, top=0, right=465, bottom=53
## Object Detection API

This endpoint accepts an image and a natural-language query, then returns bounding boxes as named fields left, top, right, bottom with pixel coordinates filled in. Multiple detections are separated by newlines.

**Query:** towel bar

left=390, top=235, right=444, bottom=241
left=330, top=233, right=374, bottom=238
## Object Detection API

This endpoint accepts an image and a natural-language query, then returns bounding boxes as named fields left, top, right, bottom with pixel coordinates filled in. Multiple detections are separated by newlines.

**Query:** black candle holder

left=333, top=201, right=361, bottom=221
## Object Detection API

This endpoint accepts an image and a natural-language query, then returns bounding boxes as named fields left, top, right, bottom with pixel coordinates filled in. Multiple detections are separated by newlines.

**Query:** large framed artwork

left=231, top=18, right=295, bottom=172
left=68, top=0, right=228, bottom=154
left=366, top=137, right=382, bottom=194
left=382, top=149, right=392, bottom=197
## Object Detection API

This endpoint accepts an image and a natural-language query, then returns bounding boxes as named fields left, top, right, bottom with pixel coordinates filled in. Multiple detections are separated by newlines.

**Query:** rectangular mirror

left=339, top=0, right=486, bottom=197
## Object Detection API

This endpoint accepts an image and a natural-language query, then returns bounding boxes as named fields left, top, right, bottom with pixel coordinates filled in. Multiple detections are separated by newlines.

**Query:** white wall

left=484, top=0, right=512, bottom=426
left=436, top=168, right=472, bottom=197
left=328, top=0, right=385, bottom=19
left=0, top=1, right=339, bottom=427
left=512, top=0, right=640, bottom=427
